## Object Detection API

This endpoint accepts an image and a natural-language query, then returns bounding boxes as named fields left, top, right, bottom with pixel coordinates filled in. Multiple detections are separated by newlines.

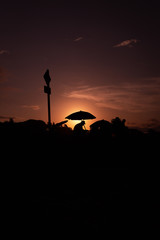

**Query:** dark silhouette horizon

left=1, top=116, right=159, bottom=237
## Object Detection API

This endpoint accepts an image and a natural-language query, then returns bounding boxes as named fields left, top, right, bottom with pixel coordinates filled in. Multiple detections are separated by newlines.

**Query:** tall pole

left=47, top=88, right=51, bottom=125
left=44, top=69, right=51, bottom=127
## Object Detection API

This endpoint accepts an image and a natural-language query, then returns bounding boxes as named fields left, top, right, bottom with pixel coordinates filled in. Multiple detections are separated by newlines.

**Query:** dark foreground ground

left=1, top=120, right=160, bottom=237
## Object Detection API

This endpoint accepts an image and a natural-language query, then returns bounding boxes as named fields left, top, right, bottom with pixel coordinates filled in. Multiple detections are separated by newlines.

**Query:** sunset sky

left=0, top=0, right=160, bottom=129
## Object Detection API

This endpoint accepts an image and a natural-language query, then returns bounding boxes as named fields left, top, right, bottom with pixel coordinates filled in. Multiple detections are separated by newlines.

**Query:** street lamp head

left=43, top=69, right=51, bottom=85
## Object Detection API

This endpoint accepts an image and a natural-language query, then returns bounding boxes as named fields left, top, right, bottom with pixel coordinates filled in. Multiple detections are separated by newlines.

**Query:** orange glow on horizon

left=57, top=105, right=97, bottom=130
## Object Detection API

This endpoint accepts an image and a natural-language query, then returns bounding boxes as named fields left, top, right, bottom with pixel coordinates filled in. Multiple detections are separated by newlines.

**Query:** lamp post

left=43, top=69, right=51, bottom=127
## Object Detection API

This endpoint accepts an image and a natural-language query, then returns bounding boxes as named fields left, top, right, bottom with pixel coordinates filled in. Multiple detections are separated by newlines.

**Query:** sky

left=0, top=0, right=160, bottom=130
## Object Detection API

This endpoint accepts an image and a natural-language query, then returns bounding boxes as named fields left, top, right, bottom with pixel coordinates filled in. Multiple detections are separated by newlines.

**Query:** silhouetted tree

left=111, top=117, right=128, bottom=137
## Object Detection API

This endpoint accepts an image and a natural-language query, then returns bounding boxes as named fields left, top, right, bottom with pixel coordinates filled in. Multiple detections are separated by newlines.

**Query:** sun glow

left=67, top=120, right=81, bottom=130
left=61, top=106, right=96, bottom=130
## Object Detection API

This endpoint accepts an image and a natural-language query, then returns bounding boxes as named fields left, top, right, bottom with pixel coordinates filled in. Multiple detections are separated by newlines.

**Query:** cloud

left=74, top=37, right=83, bottom=42
left=113, top=39, right=139, bottom=48
left=145, top=119, right=160, bottom=128
left=0, top=116, right=14, bottom=120
left=65, top=86, right=105, bottom=102
left=141, top=119, right=160, bottom=132
left=0, top=50, right=9, bottom=55
left=22, top=105, right=40, bottom=110
left=64, top=78, right=160, bottom=113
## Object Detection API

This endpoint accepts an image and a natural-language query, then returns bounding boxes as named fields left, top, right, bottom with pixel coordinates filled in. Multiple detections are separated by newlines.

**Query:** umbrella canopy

left=65, top=110, right=96, bottom=120
left=56, top=120, right=68, bottom=127
left=90, top=119, right=111, bottom=129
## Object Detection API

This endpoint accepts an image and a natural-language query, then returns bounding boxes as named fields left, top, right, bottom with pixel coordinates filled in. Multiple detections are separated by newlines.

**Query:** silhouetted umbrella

left=65, top=110, right=96, bottom=120
left=90, top=119, right=111, bottom=129
left=56, top=120, right=68, bottom=127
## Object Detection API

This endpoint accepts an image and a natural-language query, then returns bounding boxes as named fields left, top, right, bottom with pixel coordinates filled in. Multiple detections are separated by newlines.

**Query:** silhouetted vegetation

left=1, top=116, right=159, bottom=158
left=1, top=117, right=159, bottom=236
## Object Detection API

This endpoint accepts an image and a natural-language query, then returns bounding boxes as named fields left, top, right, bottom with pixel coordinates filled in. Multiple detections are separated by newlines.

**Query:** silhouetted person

left=74, top=121, right=86, bottom=135
left=111, top=117, right=128, bottom=138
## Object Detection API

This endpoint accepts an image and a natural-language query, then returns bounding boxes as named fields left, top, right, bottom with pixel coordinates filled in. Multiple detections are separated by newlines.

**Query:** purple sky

left=0, top=0, right=160, bottom=129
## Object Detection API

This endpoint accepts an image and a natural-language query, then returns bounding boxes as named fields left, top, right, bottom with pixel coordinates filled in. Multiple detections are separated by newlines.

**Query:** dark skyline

left=0, top=0, right=160, bottom=129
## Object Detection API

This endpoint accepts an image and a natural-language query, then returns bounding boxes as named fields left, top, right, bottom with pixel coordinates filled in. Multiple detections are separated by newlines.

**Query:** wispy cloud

left=22, top=105, right=40, bottom=110
left=74, top=37, right=83, bottom=42
left=66, top=85, right=105, bottom=102
left=0, top=115, right=14, bottom=120
left=64, top=78, right=160, bottom=113
left=0, top=50, right=10, bottom=55
left=113, top=39, right=139, bottom=48
left=144, top=119, right=160, bottom=128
